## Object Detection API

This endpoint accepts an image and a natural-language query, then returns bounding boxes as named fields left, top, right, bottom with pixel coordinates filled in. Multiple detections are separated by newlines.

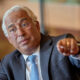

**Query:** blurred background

left=0, top=0, right=80, bottom=59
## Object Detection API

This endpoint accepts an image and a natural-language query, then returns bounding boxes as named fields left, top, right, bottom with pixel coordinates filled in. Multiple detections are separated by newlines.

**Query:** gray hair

left=2, top=5, right=37, bottom=37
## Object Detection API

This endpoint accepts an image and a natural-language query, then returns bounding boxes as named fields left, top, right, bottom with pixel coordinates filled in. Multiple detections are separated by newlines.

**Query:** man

left=0, top=5, right=80, bottom=80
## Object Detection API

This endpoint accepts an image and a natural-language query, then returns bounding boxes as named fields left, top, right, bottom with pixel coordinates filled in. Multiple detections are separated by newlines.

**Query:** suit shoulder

left=1, top=50, right=21, bottom=65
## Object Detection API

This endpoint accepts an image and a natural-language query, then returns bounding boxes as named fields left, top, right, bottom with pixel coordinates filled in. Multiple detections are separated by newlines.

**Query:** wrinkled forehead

left=5, top=9, right=29, bottom=20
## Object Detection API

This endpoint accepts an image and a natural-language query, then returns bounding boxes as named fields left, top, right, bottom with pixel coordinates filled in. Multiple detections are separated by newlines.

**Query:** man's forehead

left=5, top=10, right=29, bottom=24
left=5, top=9, right=28, bottom=19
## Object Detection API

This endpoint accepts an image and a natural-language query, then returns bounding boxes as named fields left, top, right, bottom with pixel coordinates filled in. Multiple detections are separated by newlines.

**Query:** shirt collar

left=22, top=46, right=40, bottom=62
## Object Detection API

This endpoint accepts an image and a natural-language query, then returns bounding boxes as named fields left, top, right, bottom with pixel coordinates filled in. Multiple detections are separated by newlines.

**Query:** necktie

left=28, top=55, right=39, bottom=80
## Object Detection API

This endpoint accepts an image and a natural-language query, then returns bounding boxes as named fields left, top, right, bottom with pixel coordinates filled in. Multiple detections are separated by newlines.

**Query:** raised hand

left=57, top=38, right=79, bottom=56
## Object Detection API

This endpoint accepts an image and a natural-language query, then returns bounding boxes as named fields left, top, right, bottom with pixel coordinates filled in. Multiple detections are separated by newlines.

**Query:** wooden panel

left=0, top=40, right=15, bottom=59
left=44, top=3, right=80, bottom=30
left=46, top=27, right=80, bottom=41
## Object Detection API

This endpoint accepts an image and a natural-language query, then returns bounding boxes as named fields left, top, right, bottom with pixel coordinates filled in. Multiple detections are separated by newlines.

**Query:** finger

left=57, top=40, right=64, bottom=53
left=62, top=39, right=68, bottom=53
left=66, top=39, right=71, bottom=54
left=63, top=53, right=70, bottom=56
left=70, top=39, right=75, bottom=54
left=62, top=38, right=72, bottom=55
left=70, top=39, right=79, bottom=54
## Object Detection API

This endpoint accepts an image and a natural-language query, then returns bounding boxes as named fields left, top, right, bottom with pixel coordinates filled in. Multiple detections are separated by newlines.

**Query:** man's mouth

left=19, top=38, right=30, bottom=45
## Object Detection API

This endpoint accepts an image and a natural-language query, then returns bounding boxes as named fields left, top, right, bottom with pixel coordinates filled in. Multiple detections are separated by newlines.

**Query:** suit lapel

left=13, top=51, right=26, bottom=80
left=40, top=35, right=54, bottom=80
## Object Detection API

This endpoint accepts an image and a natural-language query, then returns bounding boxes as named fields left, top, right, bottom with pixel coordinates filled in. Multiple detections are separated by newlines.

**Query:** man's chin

left=20, top=45, right=28, bottom=50
left=20, top=47, right=34, bottom=55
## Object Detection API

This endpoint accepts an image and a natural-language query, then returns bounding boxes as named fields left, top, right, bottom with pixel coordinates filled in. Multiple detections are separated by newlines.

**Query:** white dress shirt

left=23, top=46, right=43, bottom=80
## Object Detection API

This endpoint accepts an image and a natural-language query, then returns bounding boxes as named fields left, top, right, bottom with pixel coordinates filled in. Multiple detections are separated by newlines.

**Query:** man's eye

left=21, top=23, right=29, bottom=27
left=9, top=28, right=16, bottom=32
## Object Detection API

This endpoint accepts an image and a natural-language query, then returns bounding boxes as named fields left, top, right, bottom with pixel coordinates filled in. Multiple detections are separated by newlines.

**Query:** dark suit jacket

left=0, top=34, right=80, bottom=80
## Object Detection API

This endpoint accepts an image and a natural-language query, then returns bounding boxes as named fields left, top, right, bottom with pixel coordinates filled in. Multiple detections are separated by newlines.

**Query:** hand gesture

left=57, top=38, right=79, bottom=56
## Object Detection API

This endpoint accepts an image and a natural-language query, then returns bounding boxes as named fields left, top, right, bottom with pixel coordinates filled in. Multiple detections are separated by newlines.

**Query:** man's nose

left=16, top=27, right=25, bottom=37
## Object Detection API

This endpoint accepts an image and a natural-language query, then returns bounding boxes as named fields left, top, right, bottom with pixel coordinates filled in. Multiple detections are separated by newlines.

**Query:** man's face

left=5, top=10, right=41, bottom=55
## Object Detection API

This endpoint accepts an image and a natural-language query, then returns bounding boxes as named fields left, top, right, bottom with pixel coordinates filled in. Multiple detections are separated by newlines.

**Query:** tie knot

left=28, top=55, right=36, bottom=63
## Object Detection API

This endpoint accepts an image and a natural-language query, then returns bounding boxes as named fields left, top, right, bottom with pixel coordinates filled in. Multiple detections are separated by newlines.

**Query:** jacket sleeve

left=63, top=33, right=80, bottom=68
left=0, top=61, right=8, bottom=80
left=56, top=33, right=80, bottom=68
left=69, top=55, right=80, bottom=68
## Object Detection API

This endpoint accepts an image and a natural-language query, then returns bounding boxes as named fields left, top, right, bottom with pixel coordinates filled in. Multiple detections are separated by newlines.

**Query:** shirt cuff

left=69, top=54, right=80, bottom=68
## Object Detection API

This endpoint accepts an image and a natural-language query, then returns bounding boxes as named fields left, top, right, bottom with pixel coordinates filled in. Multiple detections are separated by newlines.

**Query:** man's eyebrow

left=20, top=17, right=27, bottom=22
left=8, top=24, right=14, bottom=29
left=8, top=18, right=27, bottom=29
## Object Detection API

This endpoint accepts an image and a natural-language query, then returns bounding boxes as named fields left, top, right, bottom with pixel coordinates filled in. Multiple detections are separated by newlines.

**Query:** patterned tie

left=28, top=55, right=39, bottom=80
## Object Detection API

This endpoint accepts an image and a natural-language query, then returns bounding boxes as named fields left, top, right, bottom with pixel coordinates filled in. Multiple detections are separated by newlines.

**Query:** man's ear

left=35, top=21, right=40, bottom=31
